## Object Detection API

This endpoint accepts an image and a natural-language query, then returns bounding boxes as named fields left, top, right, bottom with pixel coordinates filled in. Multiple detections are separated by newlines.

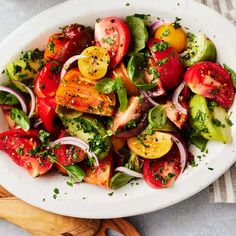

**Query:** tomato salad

left=0, top=15, right=235, bottom=189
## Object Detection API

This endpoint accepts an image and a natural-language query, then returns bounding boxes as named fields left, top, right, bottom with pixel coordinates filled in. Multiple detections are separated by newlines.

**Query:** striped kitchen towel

left=196, top=0, right=236, bottom=203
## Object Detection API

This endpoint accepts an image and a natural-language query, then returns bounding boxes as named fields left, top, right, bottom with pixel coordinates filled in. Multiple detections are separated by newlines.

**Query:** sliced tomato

left=164, top=99, right=188, bottom=129
left=148, top=38, right=184, bottom=91
left=55, top=30, right=93, bottom=64
left=37, top=97, right=59, bottom=133
left=44, top=33, right=68, bottom=62
left=184, top=62, right=235, bottom=108
left=95, top=17, right=130, bottom=68
left=56, top=68, right=116, bottom=116
left=111, top=96, right=141, bottom=132
left=34, top=61, right=61, bottom=98
left=143, top=144, right=181, bottom=188
left=62, top=24, right=89, bottom=39
left=54, top=130, right=86, bottom=175
left=111, top=63, right=139, bottom=96
left=0, top=129, right=52, bottom=177
left=145, top=58, right=166, bottom=96
left=83, top=154, right=113, bottom=188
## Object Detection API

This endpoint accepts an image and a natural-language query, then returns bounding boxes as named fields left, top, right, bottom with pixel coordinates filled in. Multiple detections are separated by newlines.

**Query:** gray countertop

left=0, top=1, right=236, bottom=235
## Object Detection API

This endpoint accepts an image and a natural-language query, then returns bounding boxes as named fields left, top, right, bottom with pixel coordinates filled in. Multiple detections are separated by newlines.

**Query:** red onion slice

left=172, top=82, right=188, bottom=115
left=115, top=166, right=143, bottom=178
left=14, top=81, right=36, bottom=118
left=171, top=134, right=188, bottom=173
left=51, top=137, right=99, bottom=166
left=150, top=20, right=165, bottom=32
left=60, top=54, right=86, bottom=80
left=141, top=90, right=158, bottom=106
left=0, top=85, right=27, bottom=113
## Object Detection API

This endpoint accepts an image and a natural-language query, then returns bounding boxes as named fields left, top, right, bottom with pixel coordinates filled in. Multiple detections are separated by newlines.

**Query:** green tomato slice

left=181, top=33, right=216, bottom=67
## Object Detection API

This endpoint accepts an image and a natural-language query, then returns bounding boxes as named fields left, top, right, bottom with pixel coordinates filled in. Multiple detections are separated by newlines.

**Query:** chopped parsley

left=152, top=41, right=170, bottom=52
left=101, top=37, right=114, bottom=46
left=47, top=41, right=55, bottom=54
left=208, top=167, right=214, bottom=171
left=38, top=130, right=50, bottom=146
left=53, top=188, right=60, bottom=199
left=125, top=2, right=130, bottom=6
left=16, top=147, right=24, bottom=155
left=133, top=14, right=150, bottom=19
left=13, top=64, right=22, bottom=75
left=50, top=63, right=61, bottom=74
left=157, top=57, right=169, bottom=66
left=108, top=192, right=114, bottom=196
left=162, top=29, right=170, bottom=37
left=125, top=120, right=137, bottom=129
left=172, top=17, right=182, bottom=29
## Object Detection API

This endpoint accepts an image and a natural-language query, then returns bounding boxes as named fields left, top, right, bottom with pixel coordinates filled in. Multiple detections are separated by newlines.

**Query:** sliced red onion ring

left=60, top=54, right=86, bottom=80
left=14, top=81, right=36, bottom=118
left=141, top=90, right=158, bottom=106
left=51, top=137, right=99, bottom=166
left=150, top=20, right=165, bottom=32
left=0, top=85, right=27, bottom=113
left=171, top=134, right=188, bottom=173
left=33, top=118, right=43, bottom=128
left=172, top=82, right=188, bottom=115
left=115, top=166, right=143, bottom=178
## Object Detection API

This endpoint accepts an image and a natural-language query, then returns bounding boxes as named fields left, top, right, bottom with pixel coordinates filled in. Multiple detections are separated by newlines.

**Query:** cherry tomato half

left=95, top=17, right=130, bottom=68
left=54, top=130, right=86, bottom=175
left=143, top=144, right=181, bottom=188
left=148, top=38, right=184, bottom=91
left=0, top=129, right=52, bottom=177
left=154, top=24, right=187, bottom=53
left=184, top=62, right=235, bottom=109
left=34, top=61, right=61, bottom=98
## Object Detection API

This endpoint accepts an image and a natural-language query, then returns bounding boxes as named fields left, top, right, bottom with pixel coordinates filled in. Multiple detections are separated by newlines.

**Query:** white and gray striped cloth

left=196, top=0, right=236, bottom=203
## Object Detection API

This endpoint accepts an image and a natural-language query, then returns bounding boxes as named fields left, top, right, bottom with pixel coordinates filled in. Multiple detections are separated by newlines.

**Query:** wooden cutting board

left=0, top=186, right=140, bottom=236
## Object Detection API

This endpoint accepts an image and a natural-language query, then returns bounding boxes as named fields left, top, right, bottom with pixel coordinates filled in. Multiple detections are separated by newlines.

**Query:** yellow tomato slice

left=127, top=131, right=173, bottom=159
left=154, top=24, right=187, bottom=53
left=78, top=46, right=110, bottom=80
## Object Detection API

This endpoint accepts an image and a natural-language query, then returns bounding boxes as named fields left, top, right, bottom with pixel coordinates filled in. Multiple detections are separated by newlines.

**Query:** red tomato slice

left=55, top=30, right=93, bottom=64
left=184, top=62, right=235, bottom=108
left=0, top=129, right=52, bottom=177
left=95, top=17, right=130, bottom=68
left=145, top=58, right=166, bottom=96
left=54, top=130, right=86, bottom=175
left=34, top=61, right=61, bottom=98
left=143, top=144, right=181, bottom=188
left=148, top=38, right=184, bottom=91
left=164, top=99, right=188, bottom=129
left=37, top=97, right=59, bottom=133
left=83, top=154, right=113, bottom=188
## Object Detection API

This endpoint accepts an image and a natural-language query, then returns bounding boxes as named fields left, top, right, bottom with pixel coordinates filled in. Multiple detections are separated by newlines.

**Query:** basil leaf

left=190, top=135, right=208, bottom=152
left=126, top=16, right=148, bottom=54
left=223, top=63, right=236, bottom=89
left=110, top=172, right=134, bottom=190
left=95, top=78, right=117, bottom=94
left=148, top=104, right=167, bottom=128
left=10, top=108, right=30, bottom=131
left=116, top=78, right=128, bottom=112
left=65, top=165, right=86, bottom=184
left=0, top=92, right=19, bottom=105
left=127, top=53, right=156, bottom=90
